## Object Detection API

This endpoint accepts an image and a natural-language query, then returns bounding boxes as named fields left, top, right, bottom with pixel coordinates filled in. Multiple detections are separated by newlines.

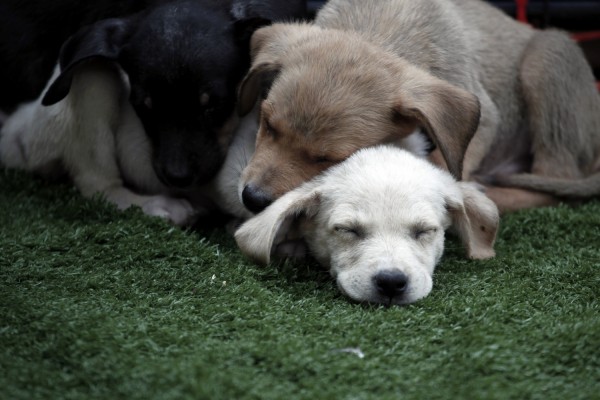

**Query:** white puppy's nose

left=373, top=270, right=408, bottom=299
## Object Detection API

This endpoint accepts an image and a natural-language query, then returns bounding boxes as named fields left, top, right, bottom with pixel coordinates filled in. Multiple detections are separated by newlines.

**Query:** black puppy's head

left=42, top=0, right=271, bottom=188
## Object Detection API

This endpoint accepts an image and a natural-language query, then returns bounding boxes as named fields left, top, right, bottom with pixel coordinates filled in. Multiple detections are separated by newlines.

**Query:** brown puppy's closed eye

left=238, top=22, right=480, bottom=213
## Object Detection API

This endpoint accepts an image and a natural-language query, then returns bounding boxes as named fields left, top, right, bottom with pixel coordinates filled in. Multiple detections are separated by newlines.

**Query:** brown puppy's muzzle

left=241, top=183, right=274, bottom=213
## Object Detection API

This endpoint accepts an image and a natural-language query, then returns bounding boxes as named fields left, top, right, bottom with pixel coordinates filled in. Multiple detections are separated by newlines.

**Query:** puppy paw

left=142, top=196, right=198, bottom=226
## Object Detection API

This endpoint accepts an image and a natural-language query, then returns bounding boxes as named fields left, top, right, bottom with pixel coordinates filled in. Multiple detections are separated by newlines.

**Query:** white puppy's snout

left=372, top=269, right=409, bottom=300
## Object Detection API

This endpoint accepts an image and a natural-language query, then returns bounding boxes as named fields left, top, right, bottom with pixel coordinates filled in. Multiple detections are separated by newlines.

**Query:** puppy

left=43, top=0, right=306, bottom=187
left=237, top=0, right=600, bottom=214
left=0, top=0, right=305, bottom=224
left=235, top=145, right=499, bottom=305
left=0, top=62, right=257, bottom=225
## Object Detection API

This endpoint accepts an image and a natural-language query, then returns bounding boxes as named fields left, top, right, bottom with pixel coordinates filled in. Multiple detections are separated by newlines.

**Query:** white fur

left=235, top=146, right=499, bottom=305
left=0, top=63, right=256, bottom=225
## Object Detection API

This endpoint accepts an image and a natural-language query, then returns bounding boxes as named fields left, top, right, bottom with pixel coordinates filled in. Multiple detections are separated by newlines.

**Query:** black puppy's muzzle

left=242, top=183, right=273, bottom=214
left=152, top=134, right=224, bottom=188
left=158, top=163, right=195, bottom=188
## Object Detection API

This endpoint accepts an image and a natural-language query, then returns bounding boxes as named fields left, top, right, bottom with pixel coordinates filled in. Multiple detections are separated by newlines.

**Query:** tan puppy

left=237, top=0, right=600, bottom=214
left=235, top=145, right=499, bottom=305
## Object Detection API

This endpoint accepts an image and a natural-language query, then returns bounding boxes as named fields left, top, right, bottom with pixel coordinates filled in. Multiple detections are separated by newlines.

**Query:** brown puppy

left=238, top=0, right=600, bottom=214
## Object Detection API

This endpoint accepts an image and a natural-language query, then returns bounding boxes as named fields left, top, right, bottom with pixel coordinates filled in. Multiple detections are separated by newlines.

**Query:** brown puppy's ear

left=446, top=182, right=499, bottom=259
left=394, top=65, right=481, bottom=179
left=234, top=183, right=321, bottom=265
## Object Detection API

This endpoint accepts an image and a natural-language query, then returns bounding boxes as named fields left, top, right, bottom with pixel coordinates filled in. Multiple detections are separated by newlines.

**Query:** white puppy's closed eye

left=235, top=146, right=499, bottom=306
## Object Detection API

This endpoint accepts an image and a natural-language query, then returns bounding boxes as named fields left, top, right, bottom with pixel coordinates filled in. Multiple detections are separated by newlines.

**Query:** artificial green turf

left=1, top=167, right=599, bottom=400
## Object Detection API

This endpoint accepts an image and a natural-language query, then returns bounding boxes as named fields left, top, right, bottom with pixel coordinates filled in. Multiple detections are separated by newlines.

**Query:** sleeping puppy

left=0, top=63, right=257, bottom=225
left=39, top=0, right=306, bottom=188
left=237, top=0, right=600, bottom=214
left=235, top=146, right=499, bottom=306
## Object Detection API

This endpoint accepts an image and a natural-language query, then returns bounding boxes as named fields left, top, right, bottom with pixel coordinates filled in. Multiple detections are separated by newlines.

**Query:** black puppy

left=0, top=0, right=306, bottom=225
left=1, top=0, right=306, bottom=186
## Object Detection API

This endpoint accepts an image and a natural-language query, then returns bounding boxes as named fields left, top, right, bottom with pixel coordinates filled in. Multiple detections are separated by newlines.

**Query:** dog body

left=235, top=146, right=499, bottom=305
left=238, top=0, right=600, bottom=213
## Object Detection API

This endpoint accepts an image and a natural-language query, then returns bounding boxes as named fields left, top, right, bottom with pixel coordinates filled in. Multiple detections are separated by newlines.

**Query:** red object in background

left=571, top=31, right=600, bottom=42
left=515, top=0, right=528, bottom=23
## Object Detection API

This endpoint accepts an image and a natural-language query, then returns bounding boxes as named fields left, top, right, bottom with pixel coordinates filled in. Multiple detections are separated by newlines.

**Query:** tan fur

left=239, top=0, right=600, bottom=213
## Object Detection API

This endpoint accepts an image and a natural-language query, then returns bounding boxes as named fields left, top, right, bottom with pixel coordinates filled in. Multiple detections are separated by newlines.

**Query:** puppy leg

left=63, top=63, right=197, bottom=226
left=488, top=31, right=600, bottom=204
left=517, top=30, right=600, bottom=180
left=61, top=63, right=129, bottom=199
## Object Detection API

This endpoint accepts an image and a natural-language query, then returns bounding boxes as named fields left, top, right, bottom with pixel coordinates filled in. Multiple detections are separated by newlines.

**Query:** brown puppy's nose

left=242, top=184, right=273, bottom=214
left=373, top=270, right=409, bottom=299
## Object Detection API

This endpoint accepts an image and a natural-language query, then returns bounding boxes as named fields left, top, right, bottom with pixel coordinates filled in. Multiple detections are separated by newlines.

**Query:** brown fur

left=239, top=0, right=600, bottom=213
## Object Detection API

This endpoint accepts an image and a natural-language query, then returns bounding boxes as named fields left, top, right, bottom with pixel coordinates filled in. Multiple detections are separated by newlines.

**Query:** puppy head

left=235, top=146, right=499, bottom=305
left=41, top=1, right=280, bottom=188
left=238, top=24, right=480, bottom=213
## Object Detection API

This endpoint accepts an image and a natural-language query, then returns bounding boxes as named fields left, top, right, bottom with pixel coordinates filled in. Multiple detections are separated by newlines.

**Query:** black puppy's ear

left=42, top=18, right=130, bottom=106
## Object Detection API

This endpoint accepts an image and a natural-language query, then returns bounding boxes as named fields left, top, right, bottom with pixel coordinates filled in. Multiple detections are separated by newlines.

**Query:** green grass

left=1, top=167, right=599, bottom=400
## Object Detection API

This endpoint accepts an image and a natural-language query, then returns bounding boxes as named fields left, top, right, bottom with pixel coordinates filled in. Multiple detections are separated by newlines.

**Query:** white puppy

left=0, top=63, right=255, bottom=224
left=235, top=146, right=499, bottom=305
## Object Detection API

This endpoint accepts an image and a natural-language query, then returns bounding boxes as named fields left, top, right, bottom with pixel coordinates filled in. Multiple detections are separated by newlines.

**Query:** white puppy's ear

left=234, top=183, right=320, bottom=265
left=446, top=182, right=499, bottom=259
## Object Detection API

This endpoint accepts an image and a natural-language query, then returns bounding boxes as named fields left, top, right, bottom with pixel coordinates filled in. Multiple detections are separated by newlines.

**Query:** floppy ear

left=234, top=183, right=321, bottom=265
left=446, top=182, right=499, bottom=259
left=394, top=65, right=481, bottom=180
left=42, top=18, right=130, bottom=105
left=237, top=25, right=283, bottom=116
